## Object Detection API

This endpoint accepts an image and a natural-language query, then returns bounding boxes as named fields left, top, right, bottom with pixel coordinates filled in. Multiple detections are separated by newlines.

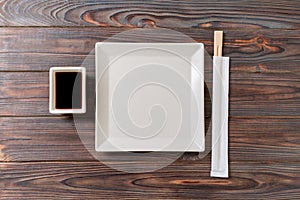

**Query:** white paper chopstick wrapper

left=211, top=56, right=229, bottom=178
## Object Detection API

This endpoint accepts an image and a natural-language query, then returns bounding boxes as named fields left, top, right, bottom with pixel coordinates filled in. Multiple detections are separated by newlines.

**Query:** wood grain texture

left=0, top=0, right=299, bottom=198
left=0, top=28, right=299, bottom=116
left=0, top=28, right=299, bottom=72
left=0, top=116, right=299, bottom=162
left=0, top=0, right=299, bottom=28
left=0, top=116, right=93, bottom=161
left=0, top=161, right=299, bottom=199
left=1, top=71, right=300, bottom=117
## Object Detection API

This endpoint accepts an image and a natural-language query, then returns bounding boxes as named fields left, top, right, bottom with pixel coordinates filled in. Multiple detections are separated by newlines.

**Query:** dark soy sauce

left=55, top=72, right=82, bottom=109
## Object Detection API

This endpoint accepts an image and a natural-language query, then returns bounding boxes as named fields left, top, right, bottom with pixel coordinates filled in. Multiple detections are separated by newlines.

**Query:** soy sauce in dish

left=55, top=72, right=82, bottom=109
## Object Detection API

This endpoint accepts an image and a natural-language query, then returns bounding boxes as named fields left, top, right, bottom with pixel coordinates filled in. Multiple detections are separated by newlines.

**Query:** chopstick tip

left=214, top=31, right=224, bottom=56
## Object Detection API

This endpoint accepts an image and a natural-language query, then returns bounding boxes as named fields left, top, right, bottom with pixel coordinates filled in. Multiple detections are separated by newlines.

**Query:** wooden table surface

left=0, top=0, right=300, bottom=199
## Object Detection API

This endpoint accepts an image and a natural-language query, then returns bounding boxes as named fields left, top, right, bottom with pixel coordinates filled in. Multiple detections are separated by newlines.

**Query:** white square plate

left=96, top=42, right=205, bottom=152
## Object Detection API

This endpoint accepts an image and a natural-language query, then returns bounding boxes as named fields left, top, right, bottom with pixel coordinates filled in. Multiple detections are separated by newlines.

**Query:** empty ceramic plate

left=95, top=42, right=205, bottom=152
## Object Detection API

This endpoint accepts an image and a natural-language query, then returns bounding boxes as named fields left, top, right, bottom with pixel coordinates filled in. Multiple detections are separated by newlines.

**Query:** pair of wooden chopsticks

left=211, top=30, right=229, bottom=178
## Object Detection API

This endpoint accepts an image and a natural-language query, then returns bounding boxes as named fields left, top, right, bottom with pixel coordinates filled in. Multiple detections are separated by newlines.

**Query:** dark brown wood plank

left=0, top=28, right=299, bottom=73
left=0, top=27, right=296, bottom=68
left=0, top=161, right=299, bottom=199
left=0, top=116, right=94, bottom=161
left=1, top=71, right=300, bottom=116
left=0, top=118, right=93, bottom=162
left=0, top=73, right=48, bottom=99
left=0, top=28, right=299, bottom=116
left=0, top=0, right=299, bottom=28
left=0, top=116, right=299, bottom=162
left=0, top=28, right=300, bottom=76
